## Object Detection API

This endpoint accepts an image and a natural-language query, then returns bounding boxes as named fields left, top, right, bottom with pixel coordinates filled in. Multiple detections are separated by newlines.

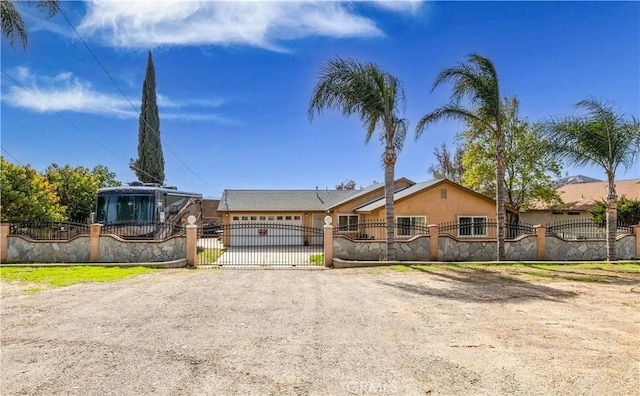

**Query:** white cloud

left=2, top=67, right=136, bottom=118
left=77, top=0, right=388, bottom=49
left=1, top=67, right=230, bottom=122
left=372, top=1, right=425, bottom=14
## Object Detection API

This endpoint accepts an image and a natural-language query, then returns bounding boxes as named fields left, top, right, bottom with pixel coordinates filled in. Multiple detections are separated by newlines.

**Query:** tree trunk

left=384, top=147, right=396, bottom=262
left=606, top=175, right=617, bottom=261
left=495, top=131, right=506, bottom=261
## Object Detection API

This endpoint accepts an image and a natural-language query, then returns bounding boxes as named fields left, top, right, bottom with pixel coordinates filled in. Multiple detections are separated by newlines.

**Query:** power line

left=57, top=6, right=222, bottom=195
left=1, top=147, right=25, bottom=166
left=0, top=69, right=161, bottom=184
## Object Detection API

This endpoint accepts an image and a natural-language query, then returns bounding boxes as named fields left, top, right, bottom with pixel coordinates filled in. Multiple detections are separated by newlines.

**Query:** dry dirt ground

left=1, top=266, right=639, bottom=395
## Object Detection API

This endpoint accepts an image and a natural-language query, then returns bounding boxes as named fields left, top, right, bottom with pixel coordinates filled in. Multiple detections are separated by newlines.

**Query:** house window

left=396, top=216, right=426, bottom=237
left=338, top=215, right=359, bottom=231
left=293, top=215, right=301, bottom=220
left=277, top=216, right=283, bottom=220
left=285, top=215, right=292, bottom=220
left=250, top=216, right=257, bottom=221
left=241, top=216, right=248, bottom=221
left=441, top=188, right=447, bottom=199
left=552, top=211, right=563, bottom=215
left=267, top=216, right=275, bottom=221
left=232, top=216, right=239, bottom=221
left=568, top=211, right=580, bottom=215
left=259, top=216, right=266, bottom=221
left=459, top=216, right=487, bottom=237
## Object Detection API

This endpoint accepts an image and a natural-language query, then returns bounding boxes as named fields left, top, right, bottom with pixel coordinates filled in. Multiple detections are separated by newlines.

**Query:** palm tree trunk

left=495, top=130, right=506, bottom=261
left=606, top=175, right=617, bottom=261
left=384, top=146, right=396, bottom=262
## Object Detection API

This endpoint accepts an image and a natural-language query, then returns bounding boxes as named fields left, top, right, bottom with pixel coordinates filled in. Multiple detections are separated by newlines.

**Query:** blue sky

left=1, top=0, right=638, bottom=199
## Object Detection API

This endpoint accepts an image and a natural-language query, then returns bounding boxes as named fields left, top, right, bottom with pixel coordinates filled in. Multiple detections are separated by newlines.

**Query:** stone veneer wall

left=6, top=236, right=91, bottom=263
left=546, top=235, right=635, bottom=261
left=334, top=236, right=430, bottom=261
left=99, top=236, right=186, bottom=263
left=4, top=235, right=186, bottom=263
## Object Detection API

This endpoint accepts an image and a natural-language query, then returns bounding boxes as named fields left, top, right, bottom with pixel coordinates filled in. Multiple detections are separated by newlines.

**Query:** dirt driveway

left=2, top=266, right=639, bottom=395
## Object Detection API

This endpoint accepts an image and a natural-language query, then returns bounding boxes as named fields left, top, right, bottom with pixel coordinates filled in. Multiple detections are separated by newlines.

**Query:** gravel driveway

left=2, top=267, right=639, bottom=395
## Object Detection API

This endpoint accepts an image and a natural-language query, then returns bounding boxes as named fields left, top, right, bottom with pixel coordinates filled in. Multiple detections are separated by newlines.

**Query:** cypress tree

left=130, top=51, right=165, bottom=184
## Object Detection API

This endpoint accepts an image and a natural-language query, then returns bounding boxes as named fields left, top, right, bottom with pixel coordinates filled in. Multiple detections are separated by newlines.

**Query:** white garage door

left=230, top=214, right=304, bottom=246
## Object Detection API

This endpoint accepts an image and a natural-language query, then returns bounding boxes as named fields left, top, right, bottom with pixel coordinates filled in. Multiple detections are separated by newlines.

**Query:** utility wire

left=57, top=7, right=222, bottom=195
left=1, top=147, right=25, bottom=166
left=0, top=69, right=162, bottom=184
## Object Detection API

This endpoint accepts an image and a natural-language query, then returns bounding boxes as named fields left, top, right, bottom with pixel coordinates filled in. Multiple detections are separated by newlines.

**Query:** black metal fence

left=101, top=221, right=184, bottom=240
left=439, top=220, right=535, bottom=240
left=8, top=221, right=90, bottom=240
left=196, top=223, right=324, bottom=267
left=546, top=220, right=633, bottom=240
left=333, top=220, right=430, bottom=240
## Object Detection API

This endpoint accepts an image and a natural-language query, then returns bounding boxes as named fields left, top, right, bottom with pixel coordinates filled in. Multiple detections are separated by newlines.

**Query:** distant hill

left=553, top=175, right=602, bottom=188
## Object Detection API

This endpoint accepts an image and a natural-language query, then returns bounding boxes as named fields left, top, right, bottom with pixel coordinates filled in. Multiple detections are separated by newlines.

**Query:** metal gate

left=197, top=223, right=324, bottom=268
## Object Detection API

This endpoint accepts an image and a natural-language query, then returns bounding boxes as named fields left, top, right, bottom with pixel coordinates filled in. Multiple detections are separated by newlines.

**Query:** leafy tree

left=416, top=54, right=508, bottom=260
left=459, top=96, right=561, bottom=221
left=44, top=164, right=121, bottom=221
left=428, top=143, right=465, bottom=182
left=130, top=51, right=165, bottom=184
left=591, top=197, right=640, bottom=226
left=335, top=180, right=357, bottom=190
left=1, top=0, right=59, bottom=49
left=309, top=56, right=408, bottom=261
left=542, top=99, right=640, bottom=260
left=0, top=157, right=65, bottom=221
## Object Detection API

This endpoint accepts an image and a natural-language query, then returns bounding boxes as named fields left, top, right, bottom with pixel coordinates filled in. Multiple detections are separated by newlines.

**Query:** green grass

left=197, top=247, right=225, bottom=264
left=309, top=254, right=324, bottom=266
left=0, top=266, right=157, bottom=288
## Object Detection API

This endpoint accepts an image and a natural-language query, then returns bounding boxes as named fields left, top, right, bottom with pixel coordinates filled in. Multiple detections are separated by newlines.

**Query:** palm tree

left=1, top=0, right=60, bottom=49
left=416, top=54, right=507, bottom=260
left=542, top=99, right=640, bottom=261
left=308, top=57, right=408, bottom=261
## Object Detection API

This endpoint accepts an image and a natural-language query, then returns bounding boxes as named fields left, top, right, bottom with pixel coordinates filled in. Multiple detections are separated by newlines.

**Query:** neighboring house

left=218, top=178, right=507, bottom=246
left=522, top=179, right=640, bottom=225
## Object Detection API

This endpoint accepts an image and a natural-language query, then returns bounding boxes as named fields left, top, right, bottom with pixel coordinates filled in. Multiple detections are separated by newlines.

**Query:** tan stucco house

left=217, top=178, right=505, bottom=245
left=522, top=179, right=640, bottom=225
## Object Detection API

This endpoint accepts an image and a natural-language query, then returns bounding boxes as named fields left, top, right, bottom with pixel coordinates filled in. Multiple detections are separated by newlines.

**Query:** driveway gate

left=197, top=223, right=324, bottom=268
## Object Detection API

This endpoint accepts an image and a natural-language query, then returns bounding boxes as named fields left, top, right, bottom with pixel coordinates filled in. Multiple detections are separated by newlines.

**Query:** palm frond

left=1, top=0, right=27, bottom=49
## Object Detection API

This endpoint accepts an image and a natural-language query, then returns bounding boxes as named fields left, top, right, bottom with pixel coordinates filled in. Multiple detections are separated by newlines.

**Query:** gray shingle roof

left=217, top=189, right=360, bottom=212
left=355, top=180, right=442, bottom=212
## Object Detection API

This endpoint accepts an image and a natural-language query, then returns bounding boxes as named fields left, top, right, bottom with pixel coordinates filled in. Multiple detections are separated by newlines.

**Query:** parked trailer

left=95, top=182, right=202, bottom=239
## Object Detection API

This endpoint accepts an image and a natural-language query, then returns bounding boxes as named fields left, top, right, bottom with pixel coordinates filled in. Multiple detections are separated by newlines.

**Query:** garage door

left=230, top=214, right=303, bottom=246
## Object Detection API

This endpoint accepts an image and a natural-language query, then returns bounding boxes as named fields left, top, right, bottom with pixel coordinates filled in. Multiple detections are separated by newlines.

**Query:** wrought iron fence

left=546, top=220, right=633, bottom=240
left=101, top=221, right=184, bottom=240
left=333, top=220, right=430, bottom=240
left=8, top=221, right=90, bottom=240
left=439, top=220, right=535, bottom=240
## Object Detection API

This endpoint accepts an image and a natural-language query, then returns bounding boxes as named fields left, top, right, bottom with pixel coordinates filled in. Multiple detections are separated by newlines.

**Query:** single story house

left=217, top=178, right=507, bottom=246
left=522, top=179, right=640, bottom=225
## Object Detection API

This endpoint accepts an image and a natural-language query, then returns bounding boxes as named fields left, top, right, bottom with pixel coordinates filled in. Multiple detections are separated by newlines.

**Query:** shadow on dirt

left=378, top=268, right=580, bottom=303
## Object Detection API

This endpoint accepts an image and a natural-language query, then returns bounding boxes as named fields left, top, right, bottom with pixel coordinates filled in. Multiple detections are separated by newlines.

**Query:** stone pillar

left=323, top=216, right=334, bottom=268
left=0, top=223, right=10, bottom=263
left=186, top=223, right=198, bottom=267
left=89, top=224, right=103, bottom=262
left=633, top=225, right=640, bottom=259
left=534, top=224, right=546, bottom=261
left=428, top=224, right=439, bottom=261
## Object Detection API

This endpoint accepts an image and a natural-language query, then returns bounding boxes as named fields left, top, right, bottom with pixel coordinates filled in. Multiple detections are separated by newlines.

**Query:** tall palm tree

left=1, top=0, right=59, bottom=49
left=542, top=99, right=640, bottom=261
left=416, top=54, right=507, bottom=260
left=309, top=56, right=408, bottom=261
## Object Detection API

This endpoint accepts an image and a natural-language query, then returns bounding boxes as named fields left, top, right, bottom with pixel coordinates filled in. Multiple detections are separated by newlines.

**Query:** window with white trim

left=459, top=216, right=487, bottom=237
left=396, top=216, right=426, bottom=237
left=338, top=215, right=359, bottom=232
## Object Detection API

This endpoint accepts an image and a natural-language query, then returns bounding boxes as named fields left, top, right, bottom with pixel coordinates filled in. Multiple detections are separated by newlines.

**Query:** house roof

left=354, top=180, right=442, bottom=213
left=530, top=179, right=640, bottom=211
left=217, top=189, right=359, bottom=212
left=326, top=177, right=415, bottom=209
